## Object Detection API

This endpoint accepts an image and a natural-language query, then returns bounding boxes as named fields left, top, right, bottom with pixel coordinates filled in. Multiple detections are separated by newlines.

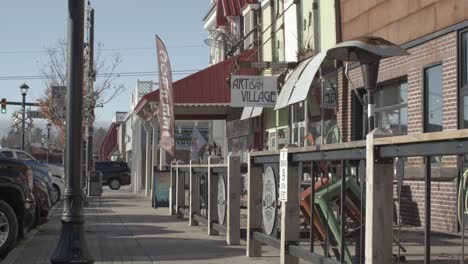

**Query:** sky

left=0, top=0, right=212, bottom=137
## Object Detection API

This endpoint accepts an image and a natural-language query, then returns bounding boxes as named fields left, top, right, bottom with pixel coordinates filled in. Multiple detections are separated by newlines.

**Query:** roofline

left=203, top=3, right=216, bottom=22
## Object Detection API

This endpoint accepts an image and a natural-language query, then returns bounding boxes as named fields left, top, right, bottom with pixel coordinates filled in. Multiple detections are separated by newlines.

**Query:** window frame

left=458, top=28, right=468, bottom=129
left=374, top=78, right=408, bottom=136
left=423, top=62, right=444, bottom=133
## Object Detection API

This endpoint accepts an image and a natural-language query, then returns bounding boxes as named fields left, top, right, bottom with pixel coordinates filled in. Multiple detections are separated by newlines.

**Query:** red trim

left=216, top=0, right=258, bottom=28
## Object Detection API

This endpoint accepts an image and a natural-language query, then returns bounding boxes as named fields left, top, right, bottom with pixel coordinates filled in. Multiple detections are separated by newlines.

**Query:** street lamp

left=47, top=123, right=52, bottom=164
left=50, top=0, right=93, bottom=263
left=19, top=83, right=29, bottom=151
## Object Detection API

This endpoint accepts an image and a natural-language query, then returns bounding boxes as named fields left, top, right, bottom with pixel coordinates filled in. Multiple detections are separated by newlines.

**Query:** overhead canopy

left=326, top=36, right=409, bottom=63
left=240, top=107, right=263, bottom=120
left=134, top=49, right=258, bottom=119
left=274, top=51, right=328, bottom=110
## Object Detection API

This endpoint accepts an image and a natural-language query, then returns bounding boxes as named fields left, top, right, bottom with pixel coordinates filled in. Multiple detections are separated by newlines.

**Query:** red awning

left=100, top=122, right=118, bottom=161
left=134, top=48, right=258, bottom=113
left=216, top=0, right=257, bottom=27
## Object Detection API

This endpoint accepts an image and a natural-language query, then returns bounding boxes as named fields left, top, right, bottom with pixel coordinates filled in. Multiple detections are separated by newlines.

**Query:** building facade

left=337, top=0, right=468, bottom=232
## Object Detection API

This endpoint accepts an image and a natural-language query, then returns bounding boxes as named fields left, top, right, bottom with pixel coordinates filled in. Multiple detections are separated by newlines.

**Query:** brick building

left=337, top=0, right=468, bottom=232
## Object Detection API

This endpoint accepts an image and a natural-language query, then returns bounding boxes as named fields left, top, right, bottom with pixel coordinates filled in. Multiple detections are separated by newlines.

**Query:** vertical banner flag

left=156, top=35, right=175, bottom=157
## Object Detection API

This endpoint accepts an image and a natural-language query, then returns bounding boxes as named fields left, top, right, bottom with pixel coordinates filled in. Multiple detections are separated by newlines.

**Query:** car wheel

left=109, top=178, right=121, bottom=190
left=0, top=200, right=18, bottom=257
left=50, top=185, right=60, bottom=205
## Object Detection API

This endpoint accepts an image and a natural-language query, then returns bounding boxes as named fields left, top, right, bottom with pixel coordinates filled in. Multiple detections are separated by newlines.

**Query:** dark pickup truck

left=0, top=157, right=35, bottom=257
left=94, top=161, right=131, bottom=190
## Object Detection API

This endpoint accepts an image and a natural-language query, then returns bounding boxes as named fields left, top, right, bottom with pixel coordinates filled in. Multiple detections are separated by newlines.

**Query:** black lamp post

left=47, top=123, right=52, bottom=164
left=19, top=83, right=29, bottom=151
left=50, top=0, right=93, bottom=263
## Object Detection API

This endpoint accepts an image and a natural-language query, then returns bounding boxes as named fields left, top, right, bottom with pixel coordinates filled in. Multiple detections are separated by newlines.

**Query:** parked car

left=0, top=148, right=64, bottom=204
left=0, top=156, right=35, bottom=257
left=31, top=177, right=51, bottom=227
left=94, top=161, right=131, bottom=190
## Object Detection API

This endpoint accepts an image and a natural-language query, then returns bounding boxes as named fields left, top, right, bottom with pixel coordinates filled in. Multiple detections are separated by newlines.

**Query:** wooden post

left=175, top=161, right=185, bottom=219
left=169, top=161, right=178, bottom=215
left=227, top=155, right=240, bottom=245
left=189, top=161, right=200, bottom=226
left=280, top=150, right=300, bottom=264
left=247, top=153, right=262, bottom=257
left=365, top=129, right=393, bottom=264
left=208, top=156, right=220, bottom=235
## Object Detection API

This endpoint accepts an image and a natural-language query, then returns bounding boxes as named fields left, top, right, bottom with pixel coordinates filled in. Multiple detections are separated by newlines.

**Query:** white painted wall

left=284, top=0, right=298, bottom=62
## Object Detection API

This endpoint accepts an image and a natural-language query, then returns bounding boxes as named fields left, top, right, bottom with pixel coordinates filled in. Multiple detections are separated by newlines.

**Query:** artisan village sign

left=230, top=75, right=278, bottom=107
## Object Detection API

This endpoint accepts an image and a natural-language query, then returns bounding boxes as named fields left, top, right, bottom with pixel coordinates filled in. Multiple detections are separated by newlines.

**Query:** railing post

left=175, top=161, right=185, bottom=219
left=247, top=153, right=262, bottom=257
left=227, top=155, right=240, bottom=245
left=280, top=148, right=299, bottom=264
left=169, top=161, right=178, bottom=216
left=365, top=129, right=393, bottom=264
left=189, top=160, right=200, bottom=226
left=208, top=156, right=220, bottom=235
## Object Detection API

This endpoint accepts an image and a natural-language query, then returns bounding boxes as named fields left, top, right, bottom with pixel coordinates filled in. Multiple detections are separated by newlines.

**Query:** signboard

left=28, top=110, right=44, bottom=119
left=279, top=148, right=288, bottom=202
left=230, top=75, right=278, bottom=107
left=153, top=170, right=171, bottom=208
left=217, top=175, right=226, bottom=225
left=323, top=89, right=337, bottom=109
left=156, top=35, right=175, bottom=157
left=262, top=166, right=277, bottom=235
left=51, top=86, right=66, bottom=120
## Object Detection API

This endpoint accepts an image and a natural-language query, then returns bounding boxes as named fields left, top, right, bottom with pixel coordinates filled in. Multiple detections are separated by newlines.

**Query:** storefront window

left=374, top=79, right=408, bottom=135
left=306, top=71, right=338, bottom=145
left=424, top=64, right=443, bottom=132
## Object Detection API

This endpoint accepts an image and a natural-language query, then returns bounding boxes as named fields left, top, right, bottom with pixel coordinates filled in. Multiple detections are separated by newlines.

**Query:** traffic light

left=1, top=98, right=6, bottom=114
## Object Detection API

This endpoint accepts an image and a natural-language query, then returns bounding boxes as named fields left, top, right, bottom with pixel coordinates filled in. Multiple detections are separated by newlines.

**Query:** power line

left=0, top=70, right=201, bottom=81
left=0, top=45, right=206, bottom=55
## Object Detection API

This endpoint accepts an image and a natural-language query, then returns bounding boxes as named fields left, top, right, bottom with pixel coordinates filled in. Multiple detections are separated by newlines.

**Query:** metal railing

left=170, top=155, right=241, bottom=245
left=247, top=129, right=468, bottom=264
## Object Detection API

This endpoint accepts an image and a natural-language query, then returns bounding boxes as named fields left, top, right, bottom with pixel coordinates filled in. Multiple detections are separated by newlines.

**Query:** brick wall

left=394, top=180, right=458, bottom=233
left=335, top=32, right=460, bottom=232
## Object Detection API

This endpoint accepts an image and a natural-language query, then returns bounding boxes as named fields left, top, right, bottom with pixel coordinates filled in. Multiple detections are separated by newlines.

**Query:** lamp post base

left=50, top=222, right=94, bottom=264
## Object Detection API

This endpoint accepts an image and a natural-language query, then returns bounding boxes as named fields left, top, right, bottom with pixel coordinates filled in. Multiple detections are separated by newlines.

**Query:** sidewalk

left=2, top=188, right=284, bottom=264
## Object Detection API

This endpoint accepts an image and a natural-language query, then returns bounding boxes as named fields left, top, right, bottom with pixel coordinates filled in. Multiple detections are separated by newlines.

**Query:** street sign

left=279, top=148, right=288, bottom=202
left=262, top=166, right=277, bottom=235
left=28, top=110, right=44, bottom=119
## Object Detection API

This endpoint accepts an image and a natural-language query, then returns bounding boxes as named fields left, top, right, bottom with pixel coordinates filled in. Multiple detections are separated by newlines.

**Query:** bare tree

left=37, top=39, right=126, bottom=144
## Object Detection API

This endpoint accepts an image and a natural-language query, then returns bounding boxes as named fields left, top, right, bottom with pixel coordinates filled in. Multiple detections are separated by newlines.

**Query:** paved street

left=1, top=188, right=287, bottom=264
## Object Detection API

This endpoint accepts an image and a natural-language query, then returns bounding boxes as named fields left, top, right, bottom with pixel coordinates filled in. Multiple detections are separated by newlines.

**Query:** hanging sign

left=230, top=75, right=278, bottom=107
left=279, top=148, right=288, bottom=202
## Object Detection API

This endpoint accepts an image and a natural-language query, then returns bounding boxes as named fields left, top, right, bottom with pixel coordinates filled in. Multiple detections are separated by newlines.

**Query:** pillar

left=189, top=160, right=200, bottom=226
left=365, top=129, right=393, bottom=264
left=247, top=153, right=262, bottom=257
left=227, top=155, right=241, bottom=245
left=208, top=156, right=220, bottom=235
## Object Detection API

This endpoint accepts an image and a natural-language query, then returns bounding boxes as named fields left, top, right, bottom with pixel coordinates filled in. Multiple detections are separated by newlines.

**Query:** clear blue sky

left=0, top=0, right=211, bottom=137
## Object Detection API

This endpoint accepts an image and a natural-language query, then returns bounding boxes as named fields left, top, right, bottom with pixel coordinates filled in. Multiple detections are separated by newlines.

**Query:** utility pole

left=50, top=0, right=93, bottom=263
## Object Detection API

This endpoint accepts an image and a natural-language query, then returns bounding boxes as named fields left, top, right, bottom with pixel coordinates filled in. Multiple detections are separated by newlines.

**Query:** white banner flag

left=190, top=127, right=207, bottom=161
